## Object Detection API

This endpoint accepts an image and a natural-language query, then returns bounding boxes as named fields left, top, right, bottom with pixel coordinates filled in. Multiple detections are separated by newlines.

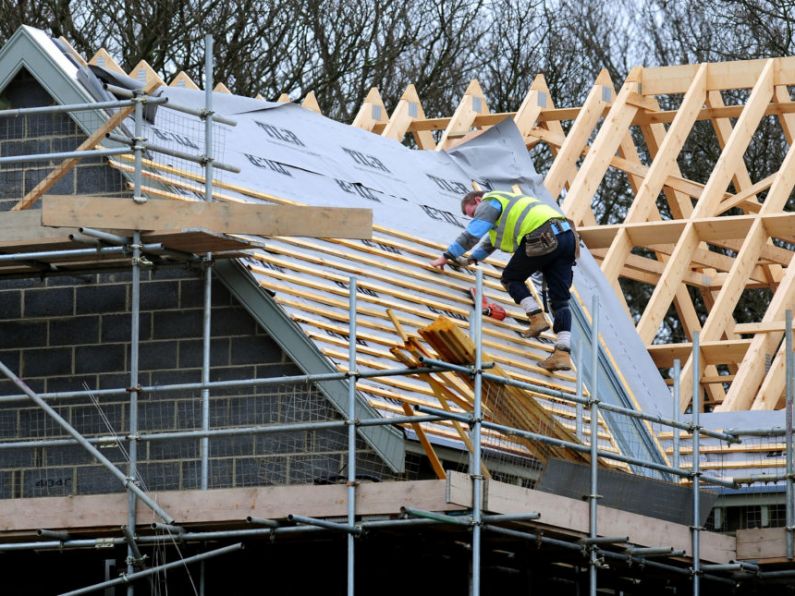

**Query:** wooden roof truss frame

left=340, top=59, right=795, bottom=414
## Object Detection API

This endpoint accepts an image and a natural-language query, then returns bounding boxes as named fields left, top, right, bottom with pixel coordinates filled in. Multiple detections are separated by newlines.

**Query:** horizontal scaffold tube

left=106, top=132, right=239, bottom=173
left=0, top=146, right=129, bottom=165
left=0, top=243, right=164, bottom=264
left=414, top=404, right=735, bottom=488
left=0, top=366, right=449, bottom=405
left=420, top=357, right=739, bottom=443
left=0, top=366, right=448, bottom=403
left=0, top=96, right=167, bottom=118
left=484, top=525, right=735, bottom=586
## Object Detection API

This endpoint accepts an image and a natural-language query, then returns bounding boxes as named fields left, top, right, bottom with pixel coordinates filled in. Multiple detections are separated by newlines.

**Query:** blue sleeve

left=444, top=200, right=501, bottom=259
left=469, top=240, right=495, bottom=262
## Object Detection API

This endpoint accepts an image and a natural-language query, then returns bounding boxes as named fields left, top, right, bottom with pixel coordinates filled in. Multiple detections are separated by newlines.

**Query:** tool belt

left=524, top=219, right=566, bottom=257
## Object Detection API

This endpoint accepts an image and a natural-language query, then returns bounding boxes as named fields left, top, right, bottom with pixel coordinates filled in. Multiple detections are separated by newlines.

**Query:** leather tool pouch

left=524, top=220, right=558, bottom=257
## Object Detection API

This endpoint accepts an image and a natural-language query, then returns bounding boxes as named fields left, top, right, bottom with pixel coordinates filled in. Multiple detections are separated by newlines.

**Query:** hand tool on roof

left=468, top=288, right=506, bottom=321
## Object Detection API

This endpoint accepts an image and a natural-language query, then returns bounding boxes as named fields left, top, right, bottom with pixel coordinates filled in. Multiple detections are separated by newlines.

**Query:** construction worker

left=429, top=189, right=577, bottom=372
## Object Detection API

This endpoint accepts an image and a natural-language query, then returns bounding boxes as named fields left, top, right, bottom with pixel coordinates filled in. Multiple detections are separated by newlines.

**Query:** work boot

left=521, top=311, right=550, bottom=338
left=540, top=348, right=573, bottom=372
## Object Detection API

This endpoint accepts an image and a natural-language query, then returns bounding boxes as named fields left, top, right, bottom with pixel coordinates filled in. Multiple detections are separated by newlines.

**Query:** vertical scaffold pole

left=588, top=297, right=600, bottom=596
left=132, top=87, right=145, bottom=204
left=575, top=340, right=584, bottom=442
left=786, top=310, right=794, bottom=560
left=347, top=277, right=359, bottom=596
left=199, top=35, right=215, bottom=596
left=200, top=32, right=214, bottom=492
left=126, top=231, right=142, bottom=596
left=673, top=359, right=681, bottom=472
left=203, top=34, right=215, bottom=204
left=692, top=332, right=701, bottom=596
left=471, top=269, right=484, bottom=596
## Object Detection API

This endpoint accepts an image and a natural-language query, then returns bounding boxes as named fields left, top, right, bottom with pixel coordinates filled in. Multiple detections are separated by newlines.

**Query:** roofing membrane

left=105, top=85, right=665, bottom=467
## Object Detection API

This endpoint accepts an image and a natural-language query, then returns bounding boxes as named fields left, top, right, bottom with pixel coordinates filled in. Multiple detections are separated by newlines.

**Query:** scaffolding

left=0, top=37, right=794, bottom=596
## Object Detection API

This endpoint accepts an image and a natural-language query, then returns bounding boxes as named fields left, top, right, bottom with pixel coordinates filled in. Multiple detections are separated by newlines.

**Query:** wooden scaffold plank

left=41, top=195, right=373, bottom=239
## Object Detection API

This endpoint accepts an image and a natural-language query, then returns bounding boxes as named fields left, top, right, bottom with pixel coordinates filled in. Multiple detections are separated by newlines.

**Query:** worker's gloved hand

left=466, top=258, right=478, bottom=266
left=429, top=255, right=448, bottom=271
left=448, top=256, right=472, bottom=268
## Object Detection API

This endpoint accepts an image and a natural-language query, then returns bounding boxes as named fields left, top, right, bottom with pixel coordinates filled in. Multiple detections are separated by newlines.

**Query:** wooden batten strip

left=249, top=264, right=564, bottom=358
left=274, top=295, right=580, bottom=399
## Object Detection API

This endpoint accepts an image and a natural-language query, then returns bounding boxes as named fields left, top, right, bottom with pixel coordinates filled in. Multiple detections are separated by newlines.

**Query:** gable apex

left=0, top=26, right=95, bottom=126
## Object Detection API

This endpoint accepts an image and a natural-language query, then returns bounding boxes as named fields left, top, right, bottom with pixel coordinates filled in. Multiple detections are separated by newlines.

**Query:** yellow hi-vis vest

left=485, top=191, right=563, bottom=252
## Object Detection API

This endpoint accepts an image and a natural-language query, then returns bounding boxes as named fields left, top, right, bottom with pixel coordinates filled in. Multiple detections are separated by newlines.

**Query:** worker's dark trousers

left=501, top=229, right=576, bottom=334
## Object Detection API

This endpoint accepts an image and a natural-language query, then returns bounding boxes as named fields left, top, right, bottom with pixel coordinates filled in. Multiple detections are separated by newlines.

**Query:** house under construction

left=0, top=25, right=793, bottom=595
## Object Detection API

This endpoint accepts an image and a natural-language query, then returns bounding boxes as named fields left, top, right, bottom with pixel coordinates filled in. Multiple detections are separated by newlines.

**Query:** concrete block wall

left=0, top=68, right=128, bottom=211
left=0, top=265, right=398, bottom=498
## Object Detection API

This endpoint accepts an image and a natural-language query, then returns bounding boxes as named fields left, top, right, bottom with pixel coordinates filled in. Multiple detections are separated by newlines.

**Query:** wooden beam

left=752, top=341, right=792, bottom=410
left=301, top=91, right=321, bottom=113
left=636, top=59, right=776, bottom=352
left=720, top=251, right=795, bottom=410
left=736, top=528, right=788, bottom=562
left=528, top=74, right=581, bottom=197
left=169, top=71, right=200, bottom=90
left=561, top=69, right=642, bottom=225
left=686, top=76, right=795, bottom=410
left=128, top=59, right=164, bottom=87
left=512, top=77, right=548, bottom=139
left=41, top=196, right=373, bottom=239
left=635, top=100, right=795, bottom=126
left=686, top=220, right=791, bottom=406
left=702, top=86, right=769, bottom=399
left=579, top=213, right=795, bottom=248
left=545, top=70, right=612, bottom=199
left=485, top=481, right=735, bottom=563
left=715, top=172, right=773, bottom=215
left=626, top=91, right=659, bottom=111
left=109, top=153, right=468, bottom=260
left=88, top=48, right=126, bottom=76
left=437, top=80, right=489, bottom=151
left=639, top=56, right=795, bottom=95
left=612, top=96, right=666, bottom=316
left=735, top=320, right=795, bottom=334
left=631, top=90, right=729, bottom=403
left=352, top=87, right=389, bottom=132
left=0, top=478, right=470, bottom=534
left=57, top=36, right=87, bottom=67
left=647, top=340, right=751, bottom=368
left=0, top=210, right=75, bottom=248
left=707, top=90, right=762, bottom=211
left=600, top=64, right=707, bottom=285
left=382, top=84, right=436, bottom=149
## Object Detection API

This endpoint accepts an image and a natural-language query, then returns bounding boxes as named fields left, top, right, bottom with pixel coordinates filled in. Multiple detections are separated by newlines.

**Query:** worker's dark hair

left=460, top=190, right=485, bottom=214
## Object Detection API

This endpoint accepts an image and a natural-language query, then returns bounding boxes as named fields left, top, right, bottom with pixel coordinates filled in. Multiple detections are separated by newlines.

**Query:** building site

left=0, top=19, right=793, bottom=595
